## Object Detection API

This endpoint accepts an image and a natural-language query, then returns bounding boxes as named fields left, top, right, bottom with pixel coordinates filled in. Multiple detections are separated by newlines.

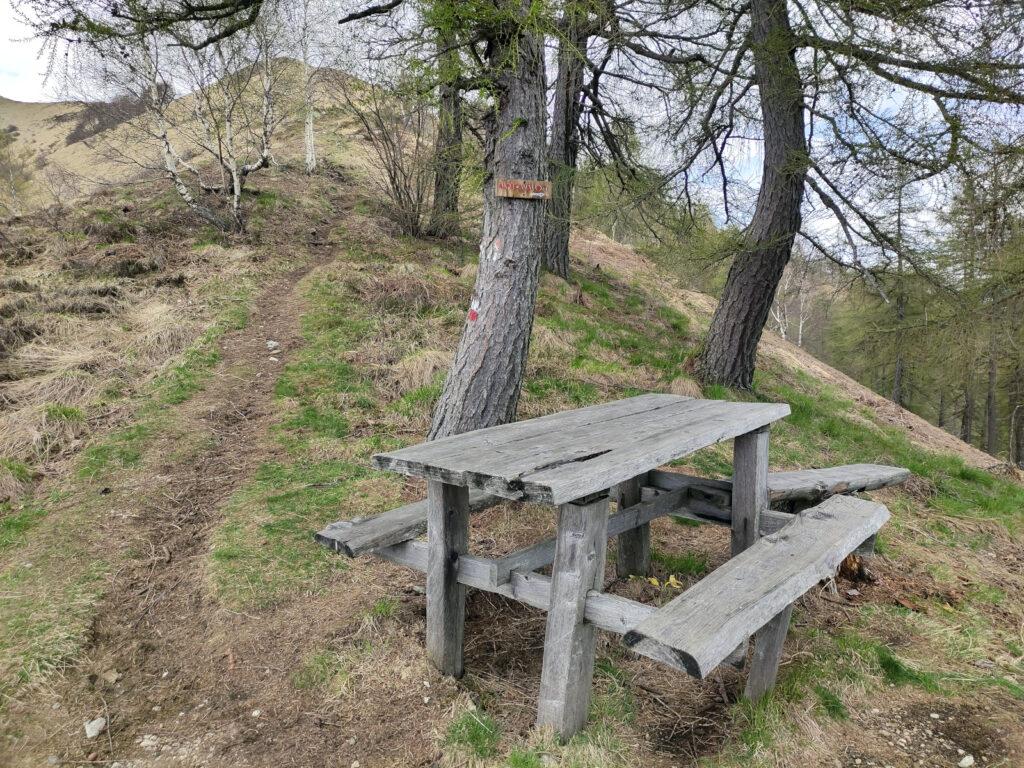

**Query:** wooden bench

left=314, top=395, right=906, bottom=739
left=624, top=494, right=890, bottom=698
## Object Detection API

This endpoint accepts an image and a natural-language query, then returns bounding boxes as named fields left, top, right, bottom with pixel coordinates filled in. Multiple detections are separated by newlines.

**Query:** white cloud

left=1, top=1, right=57, bottom=102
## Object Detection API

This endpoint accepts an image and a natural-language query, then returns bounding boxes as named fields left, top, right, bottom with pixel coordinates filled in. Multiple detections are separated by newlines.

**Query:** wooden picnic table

left=373, top=394, right=789, bottom=734
left=318, top=393, right=905, bottom=739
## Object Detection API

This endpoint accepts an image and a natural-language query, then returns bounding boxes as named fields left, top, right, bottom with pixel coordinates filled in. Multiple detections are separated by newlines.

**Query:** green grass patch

left=446, top=710, right=501, bottom=758
left=154, top=285, right=252, bottom=405
left=44, top=404, right=85, bottom=422
left=369, top=596, right=398, bottom=618
left=524, top=375, right=599, bottom=406
left=505, top=748, right=545, bottom=768
left=0, top=502, right=47, bottom=554
left=0, top=458, right=33, bottom=484
left=78, top=423, right=151, bottom=480
left=590, top=659, right=636, bottom=724
left=813, top=685, right=848, bottom=720
left=652, top=547, right=709, bottom=577
left=876, top=647, right=942, bottom=692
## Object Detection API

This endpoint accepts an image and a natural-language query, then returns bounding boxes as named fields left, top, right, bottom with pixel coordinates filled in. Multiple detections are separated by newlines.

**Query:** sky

left=1, top=2, right=57, bottom=102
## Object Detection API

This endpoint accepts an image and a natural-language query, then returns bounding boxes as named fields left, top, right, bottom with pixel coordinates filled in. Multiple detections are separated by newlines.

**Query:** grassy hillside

left=2, top=125, right=1024, bottom=766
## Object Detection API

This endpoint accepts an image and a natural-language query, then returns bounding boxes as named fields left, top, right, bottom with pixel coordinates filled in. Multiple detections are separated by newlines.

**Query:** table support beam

left=613, top=474, right=650, bottom=577
left=537, top=495, right=610, bottom=740
left=732, top=427, right=769, bottom=555
left=730, top=427, right=770, bottom=670
left=426, top=480, right=469, bottom=678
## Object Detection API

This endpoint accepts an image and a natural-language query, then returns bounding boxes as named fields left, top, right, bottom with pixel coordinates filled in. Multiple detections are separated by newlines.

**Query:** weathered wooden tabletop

left=373, top=394, right=791, bottom=504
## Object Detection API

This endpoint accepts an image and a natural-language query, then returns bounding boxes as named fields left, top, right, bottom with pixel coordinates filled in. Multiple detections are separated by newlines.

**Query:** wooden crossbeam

left=368, top=537, right=689, bottom=671
left=316, top=463, right=908, bottom=561
left=623, top=495, right=891, bottom=678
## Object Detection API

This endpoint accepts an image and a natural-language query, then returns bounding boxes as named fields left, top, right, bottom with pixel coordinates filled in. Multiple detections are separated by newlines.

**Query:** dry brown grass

left=0, top=317, right=42, bottom=359
left=0, top=464, right=32, bottom=502
left=390, top=349, right=452, bottom=394
left=0, top=342, right=117, bottom=382
left=670, top=377, right=704, bottom=398
left=125, top=300, right=199, bottom=368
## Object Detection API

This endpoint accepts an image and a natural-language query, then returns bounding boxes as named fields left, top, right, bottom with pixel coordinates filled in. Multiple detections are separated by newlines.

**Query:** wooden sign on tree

left=495, top=178, right=552, bottom=200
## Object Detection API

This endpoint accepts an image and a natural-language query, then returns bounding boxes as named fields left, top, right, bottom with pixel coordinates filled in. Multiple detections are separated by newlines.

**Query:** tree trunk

left=1010, top=365, right=1024, bottom=466
left=985, top=339, right=998, bottom=454
left=303, top=52, right=317, bottom=174
left=428, top=12, right=547, bottom=439
left=426, top=36, right=463, bottom=239
left=891, top=291, right=906, bottom=407
left=543, top=18, right=588, bottom=280
left=961, top=385, right=975, bottom=444
left=938, top=389, right=946, bottom=429
left=696, top=0, right=807, bottom=389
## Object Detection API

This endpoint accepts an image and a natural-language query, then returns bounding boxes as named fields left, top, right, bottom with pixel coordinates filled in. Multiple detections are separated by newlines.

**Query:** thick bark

left=426, top=37, right=463, bottom=238
left=428, top=12, right=548, bottom=439
left=543, top=20, right=588, bottom=279
left=696, top=0, right=807, bottom=389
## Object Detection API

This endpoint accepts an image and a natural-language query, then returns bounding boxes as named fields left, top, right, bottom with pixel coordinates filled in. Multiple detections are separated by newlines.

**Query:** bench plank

left=315, top=489, right=499, bottom=557
left=623, top=495, right=890, bottom=678
left=765, top=464, right=910, bottom=502
left=372, top=395, right=790, bottom=505
left=648, top=463, right=910, bottom=505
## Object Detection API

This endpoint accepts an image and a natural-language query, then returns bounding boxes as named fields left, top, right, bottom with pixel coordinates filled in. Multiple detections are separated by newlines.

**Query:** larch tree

left=423, top=0, right=550, bottom=437
left=655, top=0, right=1024, bottom=389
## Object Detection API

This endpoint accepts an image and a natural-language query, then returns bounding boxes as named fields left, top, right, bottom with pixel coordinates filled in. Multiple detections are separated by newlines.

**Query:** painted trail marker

left=496, top=178, right=552, bottom=200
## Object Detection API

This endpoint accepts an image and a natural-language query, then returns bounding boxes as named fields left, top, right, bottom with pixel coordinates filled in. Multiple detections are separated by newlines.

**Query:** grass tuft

left=813, top=685, right=848, bottom=720
left=446, top=710, right=501, bottom=758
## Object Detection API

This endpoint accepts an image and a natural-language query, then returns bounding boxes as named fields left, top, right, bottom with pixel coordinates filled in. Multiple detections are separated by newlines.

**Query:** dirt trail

left=4, top=257, right=324, bottom=766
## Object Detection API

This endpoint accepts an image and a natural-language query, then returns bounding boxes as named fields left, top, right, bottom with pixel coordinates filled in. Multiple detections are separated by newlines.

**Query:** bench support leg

left=744, top=604, right=794, bottom=701
left=426, top=480, right=469, bottom=678
left=730, top=427, right=770, bottom=665
left=537, top=494, right=610, bottom=740
left=614, top=474, right=649, bottom=577
left=732, top=427, right=769, bottom=554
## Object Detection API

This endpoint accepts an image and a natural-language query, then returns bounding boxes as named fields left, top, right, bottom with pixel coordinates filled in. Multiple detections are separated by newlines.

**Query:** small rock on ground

left=84, top=717, right=107, bottom=739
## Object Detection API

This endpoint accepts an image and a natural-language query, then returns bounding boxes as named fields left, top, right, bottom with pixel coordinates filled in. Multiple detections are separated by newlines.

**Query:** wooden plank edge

left=314, top=490, right=502, bottom=557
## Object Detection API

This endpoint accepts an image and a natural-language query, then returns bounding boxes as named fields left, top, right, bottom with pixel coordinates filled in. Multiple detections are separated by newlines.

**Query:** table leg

left=613, top=473, right=649, bottom=577
left=732, top=426, right=792, bottom=698
left=727, top=427, right=770, bottom=669
left=536, top=494, right=609, bottom=740
left=731, top=427, right=769, bottom=556
left=426, top=479, right=469, bottom=678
